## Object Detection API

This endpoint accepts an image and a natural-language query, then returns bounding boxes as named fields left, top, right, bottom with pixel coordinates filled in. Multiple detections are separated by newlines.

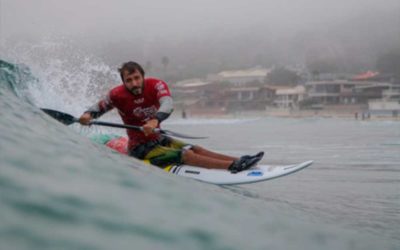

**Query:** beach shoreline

left=171, top=108, right=400, bottom=121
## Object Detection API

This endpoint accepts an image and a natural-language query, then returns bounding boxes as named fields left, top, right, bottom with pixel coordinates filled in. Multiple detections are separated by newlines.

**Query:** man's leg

left=182, top=149, right=261, bottom=171
left=144, top=145, right=258, bottom=172
left=159, top=137, right=257, bottom=171
left=182, top=149, right=233, bottom=169
left=165, top=137, right=239, bottom=162
left=144, top=145, right=233, bottom=170
left=190, top=145, right=239, bottom=161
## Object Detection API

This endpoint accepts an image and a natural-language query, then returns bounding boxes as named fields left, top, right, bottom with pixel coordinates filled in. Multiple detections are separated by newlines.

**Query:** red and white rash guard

left=87, top=78, right=172, bottom=150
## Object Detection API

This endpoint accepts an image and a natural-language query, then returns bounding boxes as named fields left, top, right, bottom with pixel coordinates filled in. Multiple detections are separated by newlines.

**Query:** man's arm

left=142, top=96, right=174, bottom=136
left=155, top=96, right=174, bottom=123
left=79, top=93, right=114, bottom=125
left=142, top=80, right=174, bottom=136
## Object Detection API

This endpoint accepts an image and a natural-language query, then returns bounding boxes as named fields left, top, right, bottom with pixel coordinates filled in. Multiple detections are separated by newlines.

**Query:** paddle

left=41, top=108, right=208, bottom=139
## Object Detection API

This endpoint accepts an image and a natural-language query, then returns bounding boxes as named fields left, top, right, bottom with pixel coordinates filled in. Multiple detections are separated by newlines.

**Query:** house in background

left=172, top=78, right=227, bottom=116
left=171, top=69, right=400, bottom=117
left=207, top=67, right=271, bottom=86
left=304, top=79, right=391, bottom=105
left=273, top=85, right=306, bottom=109
left=367, top=84, right=400, bottom=116
left=305, top=80, right=352, bottom=105
left=224, top=86, right=270, bottom=111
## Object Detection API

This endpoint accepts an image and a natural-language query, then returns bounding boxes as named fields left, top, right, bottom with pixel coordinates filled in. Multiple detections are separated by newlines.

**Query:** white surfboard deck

left=167, top=160, right=313, bottom=185
left=92, top=135, right=313, bottom=185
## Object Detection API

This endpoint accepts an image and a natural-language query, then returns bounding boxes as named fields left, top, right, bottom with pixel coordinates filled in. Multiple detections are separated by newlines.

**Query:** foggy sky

left=2, top=0, right=399, bottom=41
left=1, top=0, right=399, bottom=76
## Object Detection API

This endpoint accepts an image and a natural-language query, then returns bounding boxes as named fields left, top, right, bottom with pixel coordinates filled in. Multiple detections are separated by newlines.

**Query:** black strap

left=155, top=112, right=171, bottom=123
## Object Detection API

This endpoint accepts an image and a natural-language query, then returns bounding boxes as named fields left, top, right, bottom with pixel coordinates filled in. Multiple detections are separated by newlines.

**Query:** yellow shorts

left=129, top=136, right=192, bottom=168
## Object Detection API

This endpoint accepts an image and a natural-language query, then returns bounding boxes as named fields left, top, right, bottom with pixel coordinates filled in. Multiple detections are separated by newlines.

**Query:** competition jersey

left=89, top=78, right=171, bottom=149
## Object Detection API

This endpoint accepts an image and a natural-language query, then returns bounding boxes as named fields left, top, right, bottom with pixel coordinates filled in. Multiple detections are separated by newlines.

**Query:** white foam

left=2, top=37, right=119, bottom=118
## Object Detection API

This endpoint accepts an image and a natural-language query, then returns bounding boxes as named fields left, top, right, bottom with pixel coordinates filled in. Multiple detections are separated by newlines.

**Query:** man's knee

left=182, top=148, right=195, bottom=161
left=190, top=145, right=204, bottom=154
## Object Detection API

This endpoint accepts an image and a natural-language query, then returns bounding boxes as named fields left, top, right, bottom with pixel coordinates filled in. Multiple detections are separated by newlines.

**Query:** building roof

left=352, top=71, right=379, bottom=81
left=305, top=80, right=350, bottom=86
left=228, top=87, right=260, bottom=92
left=217, top=68, right=270, bottom=78
left=180, top=82, right=211, bottom=88
left=275, top=85, right=305, bottom=95
left=174, top=78, right=211, bottom=88
left=263, top=85, right=296, bottom=90
left=353, top=82, right=392, bottom=90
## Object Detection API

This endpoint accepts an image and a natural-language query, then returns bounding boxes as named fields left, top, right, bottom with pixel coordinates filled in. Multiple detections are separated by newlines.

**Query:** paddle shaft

left=41, top=108, right=206, bottom=139
left=90, top=120, right=160, bottom=133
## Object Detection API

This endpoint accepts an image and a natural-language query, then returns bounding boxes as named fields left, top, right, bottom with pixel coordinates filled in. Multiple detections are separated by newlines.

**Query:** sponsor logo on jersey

left=133, top=105, right=157, bottom=118
left=134, top=98, right=144, bottom=104
left=155, top=81, right=165, bottom=90
left=157, top=90, right=168, bottom=98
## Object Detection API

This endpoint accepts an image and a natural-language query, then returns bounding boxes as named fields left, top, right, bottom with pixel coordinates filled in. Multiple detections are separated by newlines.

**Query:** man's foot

left=241, top=151, right=264, bottom=161
left=228, top=156, right=260, bottom=174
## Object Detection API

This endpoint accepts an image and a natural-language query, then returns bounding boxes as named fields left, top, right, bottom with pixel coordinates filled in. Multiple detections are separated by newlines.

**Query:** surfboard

left=165, top=160, right=313, bottom=185
left=91, top=134, right=313, bottom=185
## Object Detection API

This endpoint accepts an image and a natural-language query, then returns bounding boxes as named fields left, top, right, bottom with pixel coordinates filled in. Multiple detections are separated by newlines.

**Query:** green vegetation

left=265, top=67, right=300, bottom=86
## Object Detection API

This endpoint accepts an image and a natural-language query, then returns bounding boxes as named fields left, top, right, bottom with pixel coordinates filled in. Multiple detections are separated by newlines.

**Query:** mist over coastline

left=1, top=0, right=399, bottom=80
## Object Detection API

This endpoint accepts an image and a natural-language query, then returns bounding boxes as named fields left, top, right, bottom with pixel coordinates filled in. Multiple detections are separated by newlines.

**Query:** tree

left=161, top=56, right=170, bottom=75
left=144, top=61, right=152, bottom=73
left=266, top=67, right=300, bottom=85
left=306, top=59, right=339, bottom=75
left=376, top=50, right=400, bottom=76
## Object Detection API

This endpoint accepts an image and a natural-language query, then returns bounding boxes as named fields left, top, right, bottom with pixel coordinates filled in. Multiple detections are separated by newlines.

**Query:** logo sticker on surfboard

left=247, top=171, right=263, bottom=177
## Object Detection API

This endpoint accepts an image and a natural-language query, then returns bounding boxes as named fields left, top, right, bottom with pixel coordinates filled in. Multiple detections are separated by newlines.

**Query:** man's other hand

left=143, top=119, right=159, bottom=136
left=79, top=112, right=92, bottom=125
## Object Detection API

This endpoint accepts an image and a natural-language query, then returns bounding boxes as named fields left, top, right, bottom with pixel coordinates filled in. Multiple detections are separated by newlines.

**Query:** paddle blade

left=41, top=108, right=78, bottom=125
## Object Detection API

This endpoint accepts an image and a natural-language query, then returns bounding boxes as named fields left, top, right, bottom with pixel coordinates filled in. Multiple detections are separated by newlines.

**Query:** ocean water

left=1, top=57, right=399, bottom=250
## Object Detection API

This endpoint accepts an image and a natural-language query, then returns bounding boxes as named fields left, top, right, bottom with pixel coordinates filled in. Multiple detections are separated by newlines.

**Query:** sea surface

left=1, top=58, right=399, bottom=250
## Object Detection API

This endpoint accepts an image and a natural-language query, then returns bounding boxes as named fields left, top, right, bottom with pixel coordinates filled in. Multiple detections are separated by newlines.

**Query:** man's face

left=123, top=70, right=144, bottom=95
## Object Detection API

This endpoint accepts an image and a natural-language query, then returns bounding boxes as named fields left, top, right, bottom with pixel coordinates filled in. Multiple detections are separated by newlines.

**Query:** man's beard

left=130, top=87, right=142, bottom=95
left=125, top=84, right=143, bottom=95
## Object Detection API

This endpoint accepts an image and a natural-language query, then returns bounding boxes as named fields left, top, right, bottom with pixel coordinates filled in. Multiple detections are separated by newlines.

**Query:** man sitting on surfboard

left=79, top=61, right=263, bottom=173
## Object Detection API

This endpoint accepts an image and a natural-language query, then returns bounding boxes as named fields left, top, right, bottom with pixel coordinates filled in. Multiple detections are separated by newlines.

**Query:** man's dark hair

left=118, top=61, right=145, bottom=81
